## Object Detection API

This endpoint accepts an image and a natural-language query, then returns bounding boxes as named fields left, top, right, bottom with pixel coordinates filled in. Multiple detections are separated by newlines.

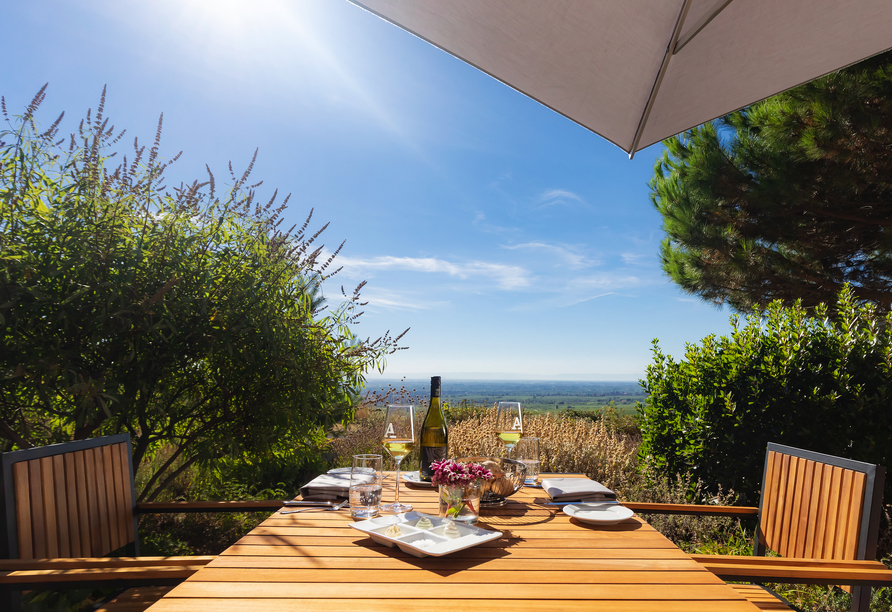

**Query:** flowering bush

left=430, top=459, right=493, bottom=487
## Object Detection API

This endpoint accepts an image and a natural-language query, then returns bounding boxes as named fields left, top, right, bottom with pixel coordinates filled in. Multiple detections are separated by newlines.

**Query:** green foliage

left=650, top=51, right=892, bottom=312
left=623, top=466, right=743, bottom=553
left=0, top=87, right=405, bottom=501
left=638, top=286, right=892, bottom=504
left=138, top=509, right=270, bottom=557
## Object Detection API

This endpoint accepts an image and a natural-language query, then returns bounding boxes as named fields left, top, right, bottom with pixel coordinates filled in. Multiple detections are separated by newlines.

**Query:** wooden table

left=146, top=473, right=765, bottom=611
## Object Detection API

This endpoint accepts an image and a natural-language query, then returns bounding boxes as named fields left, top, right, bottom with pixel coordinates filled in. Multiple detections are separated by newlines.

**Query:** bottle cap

left=430, top=376, right=441, bottom=397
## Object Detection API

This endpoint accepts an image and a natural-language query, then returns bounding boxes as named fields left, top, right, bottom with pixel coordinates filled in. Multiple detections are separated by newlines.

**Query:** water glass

left=515, top=437, right=540, bottom=485
left=349, top=454, right=383, bottom=519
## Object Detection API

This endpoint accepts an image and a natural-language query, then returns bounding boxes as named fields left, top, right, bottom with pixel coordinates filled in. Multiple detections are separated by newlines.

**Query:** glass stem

left=394, top=458, right=402, bottom=507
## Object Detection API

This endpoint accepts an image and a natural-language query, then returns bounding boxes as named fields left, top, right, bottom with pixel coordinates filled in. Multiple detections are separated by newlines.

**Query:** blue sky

left=2, top=0, right=735, bottom=381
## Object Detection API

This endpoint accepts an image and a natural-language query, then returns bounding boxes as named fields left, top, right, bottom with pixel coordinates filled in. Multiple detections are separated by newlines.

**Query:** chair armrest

left=136, top=500, right=285, bottom=513
left=691, top=554, right=892, bottom=586
left=0, top=556, right=215, bottom=570
left=623, top=502, right=759, bottom=518
left=0, top=557, right=214, bottom=589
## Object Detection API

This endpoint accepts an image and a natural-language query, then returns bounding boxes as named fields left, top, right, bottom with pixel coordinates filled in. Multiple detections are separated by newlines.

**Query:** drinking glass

left=349, top=454, right=383, bottom=519
left=515, top=437, right=540, bottom=485
left=380, top=404, right=416, bottom=513
left=495, top=401, right=523, bottom=454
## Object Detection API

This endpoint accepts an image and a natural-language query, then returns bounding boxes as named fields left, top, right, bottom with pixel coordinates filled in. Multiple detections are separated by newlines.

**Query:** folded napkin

left=299, top=472, right=374, bottom=500
left=541, top=477, right=617, bottom=503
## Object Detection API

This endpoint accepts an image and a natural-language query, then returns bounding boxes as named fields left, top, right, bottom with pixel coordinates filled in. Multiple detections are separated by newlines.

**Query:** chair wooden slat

left=94, top=447, right=113, bottom=554
left=40, top=457, right=59, bottom=559
left=782, top=456, right=804, bottom=557
left=793, top=458, right=814, bottom=557
left=762, top=451, right=782, bottom=551
left=768, top=455, right=790, bottom=550
left=118, top=443, right=136, bottom=544
left=74, top=449, right=92, bottom=557
left=845, top=472, right=867, bottom=560
left=52, top=454, right=70, bottom=557
left=28, top=459, right=46, bottom=558
left=111, top=443, right=129, bottom=547
left=833, top=468, right=854, bottom=559
left=84, top=447, right=103, bottom=556
left=13, top=462, right=32, bottom=559
left=102, top=445, right=121, bottom=552
left=823, top=465, right=843, bottom=559
left=760, top=450, right=778, bottom=550
left=814, top=462, right=834, bottom=558
left=64, top=452, right=82, bottom=558
left=804, top=461, right=824, bottom=558
left=778, top=454, right=796, bottom=556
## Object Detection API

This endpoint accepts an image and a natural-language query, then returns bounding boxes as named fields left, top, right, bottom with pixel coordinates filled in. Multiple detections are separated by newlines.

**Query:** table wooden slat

left=148, top=599, right=762, bottom=612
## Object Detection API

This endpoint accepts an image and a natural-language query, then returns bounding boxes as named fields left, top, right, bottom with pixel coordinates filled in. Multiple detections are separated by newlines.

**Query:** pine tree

left=650, top=51, right=892, bottom=312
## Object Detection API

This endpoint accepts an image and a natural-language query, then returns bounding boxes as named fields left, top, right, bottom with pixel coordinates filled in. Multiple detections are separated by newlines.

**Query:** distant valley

left=366, top=379, right=645, bottom=414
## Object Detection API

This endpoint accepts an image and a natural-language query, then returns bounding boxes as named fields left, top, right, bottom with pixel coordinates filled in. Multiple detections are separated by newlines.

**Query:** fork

left=279, top=499, right=349, bottom=514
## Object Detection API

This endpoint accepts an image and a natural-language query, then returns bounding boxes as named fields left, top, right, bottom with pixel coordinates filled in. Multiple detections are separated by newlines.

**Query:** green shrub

left=638, top=286, right=892, bottom=504
left=0, top=88, right=404, bottom=501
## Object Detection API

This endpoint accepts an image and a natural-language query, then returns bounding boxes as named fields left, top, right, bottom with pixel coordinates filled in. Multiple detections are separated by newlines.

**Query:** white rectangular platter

left=349, top=511, right=502, bottom=558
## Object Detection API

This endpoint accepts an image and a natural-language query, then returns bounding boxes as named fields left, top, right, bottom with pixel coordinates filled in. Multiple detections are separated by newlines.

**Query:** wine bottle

left=419, top=376, right=447, bottom=481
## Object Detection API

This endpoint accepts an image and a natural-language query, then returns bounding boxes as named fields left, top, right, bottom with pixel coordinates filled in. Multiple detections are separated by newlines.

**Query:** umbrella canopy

left=351, top=0, right=892, bottom=157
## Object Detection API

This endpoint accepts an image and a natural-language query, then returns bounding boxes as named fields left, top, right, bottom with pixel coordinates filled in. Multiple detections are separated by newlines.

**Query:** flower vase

left=438, top=482, right=482, bottom=524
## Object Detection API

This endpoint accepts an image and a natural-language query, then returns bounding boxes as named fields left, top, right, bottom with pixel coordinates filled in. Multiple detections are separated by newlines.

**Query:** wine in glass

left=496, top=401, right=523, bottom=454
left=380, top=404, right=416, bottom=513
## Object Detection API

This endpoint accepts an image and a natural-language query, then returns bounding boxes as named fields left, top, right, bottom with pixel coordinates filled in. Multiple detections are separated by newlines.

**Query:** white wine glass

left=380, top=404, right=416, bottom=513
left=495, top=401, right=523, bottom=455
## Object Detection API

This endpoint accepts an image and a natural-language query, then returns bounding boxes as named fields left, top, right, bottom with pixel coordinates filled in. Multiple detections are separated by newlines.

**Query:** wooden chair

left=625, top=442, right=892, bottom=612
left=0, top=433, right=285, bottom=611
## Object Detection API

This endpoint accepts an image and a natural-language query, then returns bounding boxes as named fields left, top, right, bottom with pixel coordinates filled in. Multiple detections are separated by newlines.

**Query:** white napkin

left=541, top=477, right=617, bottom=502
left=299, top=473, right=373, bottom=500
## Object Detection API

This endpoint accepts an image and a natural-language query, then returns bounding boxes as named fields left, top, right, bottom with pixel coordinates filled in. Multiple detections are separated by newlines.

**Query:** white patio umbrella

left=350, top=0, right=892, bottom=157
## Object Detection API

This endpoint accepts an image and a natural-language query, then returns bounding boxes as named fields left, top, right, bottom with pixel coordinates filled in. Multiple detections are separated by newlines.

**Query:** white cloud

left=502, top=242, right=597, bottom=269
left=536, top=188, right=585, bottom=208
left=620, top=252, right=650, bottom=265
left=566, top=291, right=615, bottom=306
left=335, top=254, right=530, bottom=290
left=471, top=210, right=521, bottom=236
left=360, top=289, right=445, bottom=312
left=574, top=274, right=644, bottom=290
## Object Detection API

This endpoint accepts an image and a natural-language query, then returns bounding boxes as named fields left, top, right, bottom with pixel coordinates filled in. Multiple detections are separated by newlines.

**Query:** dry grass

left=449, top=409, right=640, bottom=494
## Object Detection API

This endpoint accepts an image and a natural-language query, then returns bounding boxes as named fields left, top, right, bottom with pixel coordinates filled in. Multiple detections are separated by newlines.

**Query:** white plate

left=402, top=471, right=435, bottom=487
left=350, top=511, right=502, bottom=557
left=562, top=503, right=635, bottom=525
left=327, top=467, right=353, bottom=474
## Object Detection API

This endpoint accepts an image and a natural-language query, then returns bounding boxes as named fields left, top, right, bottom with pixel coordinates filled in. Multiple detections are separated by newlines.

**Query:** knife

left=283, top=500, right=341, bottom=507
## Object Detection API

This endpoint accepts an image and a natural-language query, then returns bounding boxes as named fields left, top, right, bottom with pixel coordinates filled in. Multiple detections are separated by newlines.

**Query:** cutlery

left=283, top=500, right=340, bottom=507
left=280, top=499, right=350, bottom=514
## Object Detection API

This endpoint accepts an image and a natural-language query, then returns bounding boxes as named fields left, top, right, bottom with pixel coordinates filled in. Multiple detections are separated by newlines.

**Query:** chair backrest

left=0, top=434, right=139, bottom=559
left=755, top=442, right=885, bottom=561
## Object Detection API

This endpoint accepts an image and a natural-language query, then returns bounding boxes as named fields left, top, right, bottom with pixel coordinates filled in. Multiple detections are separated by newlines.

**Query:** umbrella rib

left=674, top=0, right=735, bottom=54
left=629, top=0, right=694, bottom=158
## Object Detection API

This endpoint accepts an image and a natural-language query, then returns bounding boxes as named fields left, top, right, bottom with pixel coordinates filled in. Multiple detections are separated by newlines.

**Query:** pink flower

left=431, top=459, right=494, bottom=487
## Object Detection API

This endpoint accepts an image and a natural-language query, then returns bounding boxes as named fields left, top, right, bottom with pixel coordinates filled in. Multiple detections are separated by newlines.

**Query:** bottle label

left=420, top=446, right=448, bottom=480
